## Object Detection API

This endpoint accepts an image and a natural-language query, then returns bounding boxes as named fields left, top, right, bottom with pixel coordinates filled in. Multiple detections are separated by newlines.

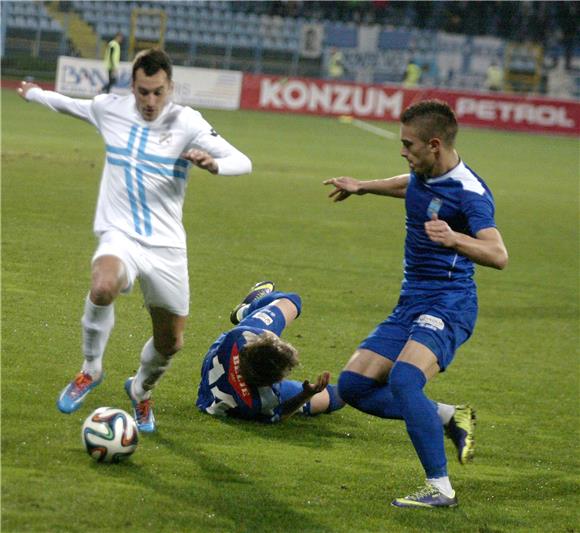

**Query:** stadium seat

left=168, top=16, right=183, bottom=31
left=25, top=16, right=42, bottom=30
left=232, top=11, right=247, bottom=24
left=39, top=18, right=53, bottom=31
left=7, top=15, right=27, bottom=29
left=24, top=2, right=39, bottom=15
left=213, top=32, right=226, bottom=46
left=324, top=23, right=358, bottom=47
left=378, top=30, right=413, bottom=50
left=165, top=29, right=180, bottom=43
left=8, top=3, right=24, bottom=16
left=85, top=12, right=98, bottom=25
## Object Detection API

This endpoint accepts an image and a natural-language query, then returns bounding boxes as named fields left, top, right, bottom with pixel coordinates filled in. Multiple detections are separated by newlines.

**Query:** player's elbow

left=492, top=247, right=509, bottom=270
left=217, top=153, right=252, bottom=176
left=241, top=154, right=252, bottom=174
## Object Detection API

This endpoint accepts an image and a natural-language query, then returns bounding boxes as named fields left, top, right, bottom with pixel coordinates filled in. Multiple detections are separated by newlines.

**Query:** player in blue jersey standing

left=17, top=49, right=252, bottom=432
left=324, top=100, right=508, bottom=508
left=197, top=281, right=345, bottom=422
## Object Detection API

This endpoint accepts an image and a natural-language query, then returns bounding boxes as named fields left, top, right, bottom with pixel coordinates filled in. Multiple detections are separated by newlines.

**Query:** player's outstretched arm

left=16, top=80, right=96, bottom=124
left=279, top=371, right=331, bottom=421
left=323, top=174, right=409, bottom=202
left=425, top=214, right=509, bottom=270
left=16, top=81, right=40, bottom=100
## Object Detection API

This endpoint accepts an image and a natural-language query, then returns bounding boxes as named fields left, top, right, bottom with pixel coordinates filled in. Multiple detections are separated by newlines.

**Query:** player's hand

left=323, top=176, right=362, bottom=202
left=425, top=213, right=457, bottom=248
left=302, top=371, right=330, bottom=396
left=17, top=80, right=39, bottom=100
left=182, top=149, right=218, bottom=174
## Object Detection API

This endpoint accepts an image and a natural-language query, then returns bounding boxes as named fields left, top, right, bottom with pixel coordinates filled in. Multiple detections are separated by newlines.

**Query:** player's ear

left=428, top=137, right=441, bottom=153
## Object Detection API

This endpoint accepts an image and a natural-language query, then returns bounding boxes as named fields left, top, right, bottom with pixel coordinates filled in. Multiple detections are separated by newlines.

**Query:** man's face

left=132, top=68, right=172, bottom=122
left=400, top=123, right=437, bottom=176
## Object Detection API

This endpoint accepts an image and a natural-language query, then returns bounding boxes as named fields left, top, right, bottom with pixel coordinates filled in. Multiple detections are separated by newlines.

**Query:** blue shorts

left=359, top=290, right=478, bottom=371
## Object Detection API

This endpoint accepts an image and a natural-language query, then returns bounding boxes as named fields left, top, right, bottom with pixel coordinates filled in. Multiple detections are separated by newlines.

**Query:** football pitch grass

left=2, top=88, right=578, bottom=532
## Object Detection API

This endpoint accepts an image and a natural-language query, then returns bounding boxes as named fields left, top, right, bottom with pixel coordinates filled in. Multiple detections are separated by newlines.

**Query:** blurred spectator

left=414, top=2, right=434, bottom=30
left=102, top=32, right=123, bottom=94
left=443, top=2, right=465, bottom=34
left=239, top=0, right=577, bottom=54
left=557, top=1, right=577, bottom=70
left=496, top=2, right=520, bottom=39
left=328, top=47, right=345, bottom=80
left=402, top=58, right=422, bottom=88
left=372, top=0, right=389, bottom=24
left=485, top=61, right=504, bottom=91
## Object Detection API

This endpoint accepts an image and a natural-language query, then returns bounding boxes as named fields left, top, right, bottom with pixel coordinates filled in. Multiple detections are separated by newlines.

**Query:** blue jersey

left=402, top=160, right=496, bottom=294
left=196, top=326, right=285, bottom=424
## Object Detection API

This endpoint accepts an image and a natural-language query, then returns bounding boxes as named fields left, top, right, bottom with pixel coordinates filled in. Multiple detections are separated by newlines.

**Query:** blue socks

left=339, top=365, right=447, bottom=479
left=325, top=384, right=345, bottom=413
left=244, top=291, right=302, bottom=317
left=389, top=361, right=447, bottom=478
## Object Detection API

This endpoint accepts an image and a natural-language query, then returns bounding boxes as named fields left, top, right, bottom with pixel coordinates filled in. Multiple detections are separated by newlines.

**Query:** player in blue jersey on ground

left=17, top=49, right=252, bottom=432
left=197, top=281, right=345, bottom=422
left=324, top=100, right=508, bottom=508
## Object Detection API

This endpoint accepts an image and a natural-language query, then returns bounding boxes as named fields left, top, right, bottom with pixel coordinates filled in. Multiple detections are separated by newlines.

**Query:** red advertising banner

left=241, top=74, right=580, bottom=136
left=2, top=79, right=55, bottom=90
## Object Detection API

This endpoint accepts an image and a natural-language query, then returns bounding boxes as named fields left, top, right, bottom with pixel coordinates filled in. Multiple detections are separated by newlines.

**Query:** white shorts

left=92, top=230, right=189, bottom=316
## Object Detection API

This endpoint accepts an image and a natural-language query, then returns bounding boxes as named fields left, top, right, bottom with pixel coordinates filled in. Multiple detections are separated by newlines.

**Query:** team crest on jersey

left=416, top=314, right=445, bottom=331
left=427, top=197, right=443, bottom=218
left=158, top=132, right=172, bottom=145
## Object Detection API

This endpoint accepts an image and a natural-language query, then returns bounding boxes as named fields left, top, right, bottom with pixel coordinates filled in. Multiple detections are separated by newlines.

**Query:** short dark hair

left=401, top=99, right=458, bottom=147
left=132, top=49, right=172, bottom=81
left=238, top=333, right=299, bottom=387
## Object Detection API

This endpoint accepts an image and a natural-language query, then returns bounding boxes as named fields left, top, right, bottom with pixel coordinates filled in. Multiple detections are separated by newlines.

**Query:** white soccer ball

left=81, top=407, right=139, bottom=463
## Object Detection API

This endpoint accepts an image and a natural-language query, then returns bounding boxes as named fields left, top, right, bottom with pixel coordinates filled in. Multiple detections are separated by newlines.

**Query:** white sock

left=81, top=294, right=114, bottom=378
left=236, top=304, right=250, bottom=322
left=133, top=338, right=171, bottom=401
left=427, top=476, right=454, bottom=497
left=437, top=403, right=456, bottom=425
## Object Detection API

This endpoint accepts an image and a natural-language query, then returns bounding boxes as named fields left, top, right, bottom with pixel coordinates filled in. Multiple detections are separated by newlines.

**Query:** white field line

left=339, top=116, right=397, bottom=140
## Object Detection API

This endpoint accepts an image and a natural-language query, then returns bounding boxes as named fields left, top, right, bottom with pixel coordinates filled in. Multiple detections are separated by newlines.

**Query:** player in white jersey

left=17, top=49, right=252, bottom=432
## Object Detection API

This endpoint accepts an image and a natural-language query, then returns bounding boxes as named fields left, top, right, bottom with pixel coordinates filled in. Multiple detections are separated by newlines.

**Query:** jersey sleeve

left=252, top=383, right=283, bottom=424
left=184, top=108, right=252, bottom=176
left=25, top=87, right=100, bottom=127
left=461, top=188, right=496, bottom=235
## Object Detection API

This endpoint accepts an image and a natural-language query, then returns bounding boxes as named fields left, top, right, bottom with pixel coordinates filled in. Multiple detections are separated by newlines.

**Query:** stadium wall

left=240, top=74, right=580, bottom=137
left=4, top=56, right=578, bottom=137
left=52, top=56, right=242, bottom=110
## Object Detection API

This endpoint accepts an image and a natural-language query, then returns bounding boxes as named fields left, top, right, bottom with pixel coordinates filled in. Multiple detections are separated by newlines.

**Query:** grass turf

left=2, top=88, right=579, bottom=532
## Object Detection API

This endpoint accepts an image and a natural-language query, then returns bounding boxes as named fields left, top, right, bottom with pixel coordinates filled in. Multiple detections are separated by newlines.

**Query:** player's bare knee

left=154, top=334, right=183, bottom=357
left=89, top=282, right=118, bottom=306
